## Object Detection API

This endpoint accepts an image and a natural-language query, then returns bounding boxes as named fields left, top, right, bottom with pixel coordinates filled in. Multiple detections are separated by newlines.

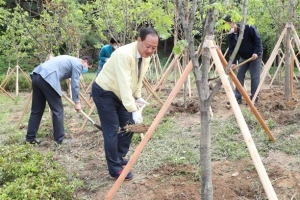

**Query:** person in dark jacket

left=224, top=15, right=263, bottom=104
left=25, top=55, right=93, bottom=145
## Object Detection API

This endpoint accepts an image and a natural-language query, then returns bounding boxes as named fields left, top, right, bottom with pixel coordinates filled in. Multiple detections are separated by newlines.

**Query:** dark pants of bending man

left=92, top=82, right=133, bottom=176
left=26, top=73, right=65, bottom=143
left=235, top=54, right=262, bottom=101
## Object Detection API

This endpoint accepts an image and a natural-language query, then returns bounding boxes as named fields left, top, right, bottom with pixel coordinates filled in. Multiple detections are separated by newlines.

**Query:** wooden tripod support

left=146, top=55, right=180, bottom=101
left=1, top=65, right=31, bottom=100
left=252, top=23, right=300, bottom=103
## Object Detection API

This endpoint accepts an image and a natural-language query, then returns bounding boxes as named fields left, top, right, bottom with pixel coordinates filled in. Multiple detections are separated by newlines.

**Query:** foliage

left=83, top=0, right=174, bottom=46
left=0, top=144, right=83, bottom=200
left=0, top=4, right=32, bottom=72
left=0, top=0, right=299, bottom=75
left=0, top=52, right=37, bottom=73
left=27, top=0, right=87, bottom=61
left=173, top=40, right=188, bottom=55
left=214, top=0, right=300, bottom=60
left=0, top=0, right=8, bottom=26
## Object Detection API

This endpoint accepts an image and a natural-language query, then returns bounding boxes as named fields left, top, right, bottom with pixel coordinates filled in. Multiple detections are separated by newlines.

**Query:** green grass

left=211, top=108, right=300, bottom=161
left=130, top=102, right=202, bottom=174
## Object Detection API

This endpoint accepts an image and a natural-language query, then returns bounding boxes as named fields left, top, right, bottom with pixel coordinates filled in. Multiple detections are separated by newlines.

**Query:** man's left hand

left=135, top=97, right=149, bottom=106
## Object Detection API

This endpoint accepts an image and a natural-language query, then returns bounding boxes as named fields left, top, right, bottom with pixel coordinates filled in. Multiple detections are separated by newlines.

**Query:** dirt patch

left=169, top=98, right=200, bottom=114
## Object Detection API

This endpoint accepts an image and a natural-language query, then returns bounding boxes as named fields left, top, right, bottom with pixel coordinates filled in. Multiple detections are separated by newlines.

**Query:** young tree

left=174, top=0, right=252, bottom=198
left=283, top=0, right=296, bottom=100
left=174, top=0, right=214, bottom=198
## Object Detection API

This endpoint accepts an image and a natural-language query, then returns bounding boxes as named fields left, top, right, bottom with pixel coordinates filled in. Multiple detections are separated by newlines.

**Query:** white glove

left=132, top=110, right=143, bottom=124
left=135, top=97, right=149, bottom=106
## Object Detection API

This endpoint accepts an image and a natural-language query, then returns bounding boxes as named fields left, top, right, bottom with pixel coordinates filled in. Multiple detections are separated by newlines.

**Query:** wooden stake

left=18, top=66, right=31, bottom=84
left=17, top=92, right=32, bottom=128
left=252, top=27, right=287, bottom=103
left=85, top=75, right=96, bottom=95
left=1, top=67, right=16, bottom=89
left=0, top=85, right=15, bottom=100
left=269, top=53, right=285, bottom=88
left=290, top=56, right=294, bottom=97
left=79, top=92, right=92, bottom=108
left=146, top=55, right=180, bottom=101
left=142, top=79, right=164, bottom=106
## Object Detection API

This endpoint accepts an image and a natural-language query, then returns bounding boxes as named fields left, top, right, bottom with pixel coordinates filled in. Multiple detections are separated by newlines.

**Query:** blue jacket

left=31, top=55, right=83, bottom=103
left=228, top=24, right=263, bottom=63
left=98, top=44, right=114, bottom=67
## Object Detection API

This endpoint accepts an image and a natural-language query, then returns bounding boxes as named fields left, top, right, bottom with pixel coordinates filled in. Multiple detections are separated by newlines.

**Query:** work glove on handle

left=132, top=110, right=143, bottom=124
left=135, top=97, right=149, bottom=106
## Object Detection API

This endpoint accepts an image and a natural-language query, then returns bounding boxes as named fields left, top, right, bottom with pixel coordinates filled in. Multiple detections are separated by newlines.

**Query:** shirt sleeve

left=99, top=46, right=109, bottom=64
left=70, top=63, right=82, bottom=103
left=228, top=35, right=238, bottom=64
left=249, top=26, right=263, bottom=56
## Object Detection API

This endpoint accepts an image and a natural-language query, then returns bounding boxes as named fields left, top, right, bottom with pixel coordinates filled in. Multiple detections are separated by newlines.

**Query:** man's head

left=137, top=27, right=159, bottom=58
left=223, top=14, right=232, bottom=23
left=81, top=56, right=93, bottom=69
left=110, top=38, right=118, bottom=49
left=223, top=14, right=238, bottom=34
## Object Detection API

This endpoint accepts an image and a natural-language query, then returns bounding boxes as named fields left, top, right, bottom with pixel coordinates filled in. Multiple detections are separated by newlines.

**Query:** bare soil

left=7, top=78, right=300, bottom=200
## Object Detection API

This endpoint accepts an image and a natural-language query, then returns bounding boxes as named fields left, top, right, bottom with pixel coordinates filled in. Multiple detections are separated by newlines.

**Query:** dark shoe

left=110, top=170, right=133, bottom=181
left=121, top=158, right=129, bottom=166
left=250, top=96, right=259, bottom=104
left=55, top=139, right=72, bottom=146
left=227, top=98, right=242, bottom=105
left=25, top=139, right=41, bottom=145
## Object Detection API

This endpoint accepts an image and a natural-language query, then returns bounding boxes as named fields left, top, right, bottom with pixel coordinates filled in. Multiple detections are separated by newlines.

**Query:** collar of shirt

left=137, top=52, right=142, bottom=59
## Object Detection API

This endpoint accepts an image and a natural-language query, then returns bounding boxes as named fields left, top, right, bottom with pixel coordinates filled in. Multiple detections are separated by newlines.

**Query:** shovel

left=78, top=108, right=102, bottom=130
left=63, top=94, right=102, bottom=130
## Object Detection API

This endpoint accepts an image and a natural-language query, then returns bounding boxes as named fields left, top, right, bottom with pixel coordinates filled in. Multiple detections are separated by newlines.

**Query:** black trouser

left=235, top=55, right=262, bottom=100
left=92, top=82, right=133, bottom=176
left=26, top=73, right=64, bottom=143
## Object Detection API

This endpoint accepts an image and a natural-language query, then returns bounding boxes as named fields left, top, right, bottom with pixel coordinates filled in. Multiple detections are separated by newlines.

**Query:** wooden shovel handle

left=231, top=57, right=253, bottom=70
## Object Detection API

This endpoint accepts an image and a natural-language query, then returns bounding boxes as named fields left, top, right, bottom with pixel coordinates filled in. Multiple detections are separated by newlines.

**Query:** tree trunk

left=284, top=0, right=295, bottom=99
left=199, top=5, right=215, bottom=200
left=284, top=24, right=291, bottom=100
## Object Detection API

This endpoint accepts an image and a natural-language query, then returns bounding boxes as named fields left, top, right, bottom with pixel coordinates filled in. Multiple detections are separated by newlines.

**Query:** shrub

left=0, top=144, right=82, bottom=200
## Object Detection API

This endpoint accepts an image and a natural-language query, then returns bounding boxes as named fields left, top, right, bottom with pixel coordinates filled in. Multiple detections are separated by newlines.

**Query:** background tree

left=0, top=5, right=31, bottom=70
left=27, top=0, right=87, bottom=61
left=83, top=0, right=174, bottom=46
